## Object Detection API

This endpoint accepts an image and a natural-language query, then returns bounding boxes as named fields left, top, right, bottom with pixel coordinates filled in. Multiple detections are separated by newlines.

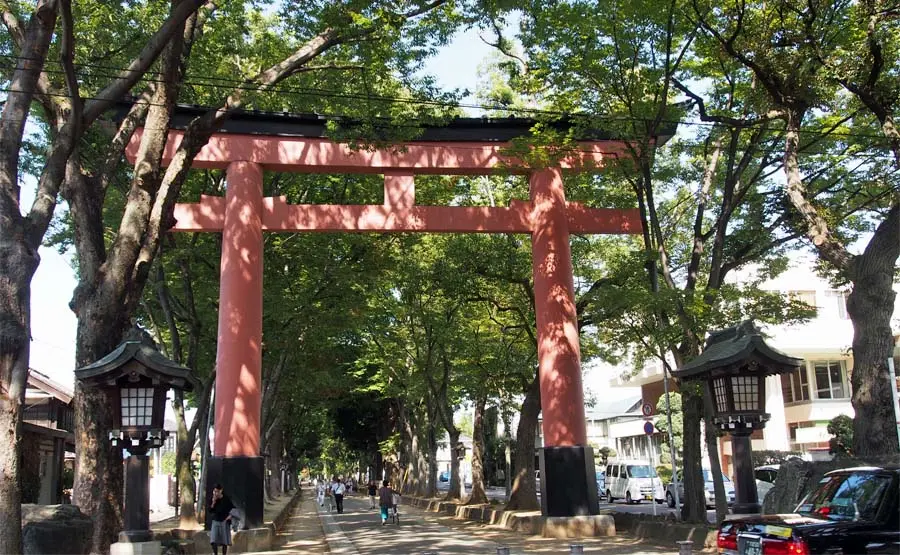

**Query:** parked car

left=604, top=460, right=665, bottom=504
left=438, top=470, right=449, bottom=483
left=666, top=468, right=736, bottom=508
left=755, top=464, right=780, bottom=501
left=716, top=466, right=900, bottom=555
left=596, top=470, right=606, bottom=498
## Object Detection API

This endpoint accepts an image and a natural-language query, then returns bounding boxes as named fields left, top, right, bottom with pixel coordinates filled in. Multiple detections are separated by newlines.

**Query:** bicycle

left=391, top=493, right=401, bottom=525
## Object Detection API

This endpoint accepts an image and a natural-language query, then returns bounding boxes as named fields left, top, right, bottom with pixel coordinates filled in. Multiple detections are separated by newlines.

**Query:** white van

left=604, top=460, right=665, bottom=504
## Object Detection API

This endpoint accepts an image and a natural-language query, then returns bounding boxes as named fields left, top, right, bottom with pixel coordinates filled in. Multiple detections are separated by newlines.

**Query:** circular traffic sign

left=641, top=403, right=653, bottom=417
left=643, top=421, right=655, bottom=435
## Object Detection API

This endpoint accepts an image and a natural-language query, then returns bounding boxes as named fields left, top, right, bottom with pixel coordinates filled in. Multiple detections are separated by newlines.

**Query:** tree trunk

left=400, top=402, right=425, bottom=495
left=506, top=374, right=540, bottom=511
left=73, top=311, right=130, bottom=553
left=0, top=229, right=40, bottom=554
left=173, top=392, right=200, bottom=529
left=704, top=388, right=728, bottom=524
left=466, top=395, right=489, bottom=504
left=847, top=205, right=900, bottom=456
left=680, top=384, right=708, bottom=523
left=426, top=410, right=439, bottom=498
left=373, top=451, right=384, bottom=486
left=0, top=3, right=61, bottom=552
left=266, top=423, right=284, bottom=500
left=502, top=409, right=512, bottom=500
left=446, top=427, right=462, bottom=500
left=0, top=319, right=31, bottom=555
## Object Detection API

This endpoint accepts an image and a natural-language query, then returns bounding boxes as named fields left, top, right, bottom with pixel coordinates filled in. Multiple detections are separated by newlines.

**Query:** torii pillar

left=138, top=123, right=641, bottom=522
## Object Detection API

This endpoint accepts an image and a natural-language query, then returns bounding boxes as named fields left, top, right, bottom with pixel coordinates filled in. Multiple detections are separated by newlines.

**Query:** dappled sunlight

left=311, top=493, right=676, bottom=554
left=530, top=169, right=587, bottom=447
left=128, top=129, right=624, bottom=174
left=214, top=161, right=264, bottom=457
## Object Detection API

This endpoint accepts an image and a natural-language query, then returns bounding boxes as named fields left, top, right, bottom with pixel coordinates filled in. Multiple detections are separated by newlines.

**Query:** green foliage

left=656, top=465, right=672, bottom=485
left=654, top=392, right=683, bottom=466
left=597, top=446, right=617, bottom=466
left=161, top=451, right=177, bottom=476
left=750, top=450, right=805, bottom=467
left=828, top=415, right=854, bottom=458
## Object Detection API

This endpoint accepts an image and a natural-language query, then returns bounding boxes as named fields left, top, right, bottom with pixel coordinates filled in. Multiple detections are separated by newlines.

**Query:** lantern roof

left=75, top=340, right=197, bottom=392
left=673, top=320, right=803, bottom=381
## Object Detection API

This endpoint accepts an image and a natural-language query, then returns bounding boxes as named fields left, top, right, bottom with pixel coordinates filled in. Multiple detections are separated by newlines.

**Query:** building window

left=781, top=368, right=810, bottom=403
left=824, top=290, right=849, bottom=319
left=789, top=290, right=817, bottom=308
left=814, top=361, right=848, bottom=399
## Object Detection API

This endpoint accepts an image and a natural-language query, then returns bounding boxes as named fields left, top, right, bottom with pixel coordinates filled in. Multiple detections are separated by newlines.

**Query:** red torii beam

left=131, top=121, right=641, bottom=520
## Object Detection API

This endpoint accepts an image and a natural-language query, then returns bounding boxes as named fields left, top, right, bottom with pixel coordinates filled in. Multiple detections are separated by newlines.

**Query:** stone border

left=402, top=496, right=615, bottom=539
left=611, top=512, right=717, bottom=549
left=402, top=495, right=717, bottom=548
left=154, top=488, right=304, bottom=554
left=316, top=503, right=361, bottom=554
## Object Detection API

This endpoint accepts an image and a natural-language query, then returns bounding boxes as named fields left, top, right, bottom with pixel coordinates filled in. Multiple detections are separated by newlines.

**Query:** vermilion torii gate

left=133, top=112, right=644, bottom=524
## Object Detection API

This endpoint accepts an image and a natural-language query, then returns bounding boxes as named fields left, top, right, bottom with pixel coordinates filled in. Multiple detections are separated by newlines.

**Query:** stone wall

left=22, top=504, right=93, bottom=555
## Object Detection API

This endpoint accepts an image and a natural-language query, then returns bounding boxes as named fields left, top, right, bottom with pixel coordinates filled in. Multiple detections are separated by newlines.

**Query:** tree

left=654, top=391, right=683, bottom=468
left=1, top=1, right=459, bottom=550
left=828, top=414, right=854, bottom=458
left=692, top=0, right=900, bottom=458
left=597, top=446, right=617, bottom=466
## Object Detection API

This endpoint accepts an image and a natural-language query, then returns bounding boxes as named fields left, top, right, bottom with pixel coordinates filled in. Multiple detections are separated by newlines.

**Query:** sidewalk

left=242, top=488, right=328, bottom=554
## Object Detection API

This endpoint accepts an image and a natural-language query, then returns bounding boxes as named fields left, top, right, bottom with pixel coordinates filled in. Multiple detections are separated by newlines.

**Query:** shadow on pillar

left=539, top=446, right=599, bottom=517
left=205, top=456, right=265, bottom=529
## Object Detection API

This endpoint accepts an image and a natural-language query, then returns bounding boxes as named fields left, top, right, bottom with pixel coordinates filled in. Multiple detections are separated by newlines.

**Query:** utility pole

left=888, top=358, right=900, bottom=451
left=663, top=365, right=680, bottom=512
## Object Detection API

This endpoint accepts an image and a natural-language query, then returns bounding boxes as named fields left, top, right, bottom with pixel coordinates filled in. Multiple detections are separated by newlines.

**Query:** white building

left=608, top=260, right=900, bottom=474
left=536, top=396, right=642, bottom=455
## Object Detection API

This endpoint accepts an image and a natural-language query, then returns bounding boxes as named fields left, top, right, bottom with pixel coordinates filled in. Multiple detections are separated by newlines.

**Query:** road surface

left=318, top=492, right=678, bottom=554
left=437, top=481, right=719, bottom=521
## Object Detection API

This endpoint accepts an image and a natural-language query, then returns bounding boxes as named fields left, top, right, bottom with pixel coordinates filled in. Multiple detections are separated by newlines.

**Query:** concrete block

left=542, top=515, right=615, bottom=539
left=231, top=526, right=274, bottom=553
left=110, top=541, right=162, bottom=555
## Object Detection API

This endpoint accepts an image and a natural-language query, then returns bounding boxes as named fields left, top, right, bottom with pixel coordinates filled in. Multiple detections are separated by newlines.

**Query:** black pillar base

left=206, top=456, right=265, bottom=529
left=123, top=453, right=150, bottom=537
left=731, top=430, right=761, bottom=515
left=538, top=446, right=599, bottom=517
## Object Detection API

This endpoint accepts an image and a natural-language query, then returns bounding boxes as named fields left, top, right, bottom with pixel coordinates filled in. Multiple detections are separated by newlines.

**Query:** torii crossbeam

left=131, top=110, right=648, bottom=524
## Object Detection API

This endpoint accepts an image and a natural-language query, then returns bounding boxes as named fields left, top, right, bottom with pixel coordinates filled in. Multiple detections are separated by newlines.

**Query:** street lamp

left=672, top=320, right=802, bottom=514
left=76, top=338, right=197, bottom=552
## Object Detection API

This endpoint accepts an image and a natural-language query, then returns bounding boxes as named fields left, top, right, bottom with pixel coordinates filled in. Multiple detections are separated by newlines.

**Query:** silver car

left=665, top=468, right=735, bottom=508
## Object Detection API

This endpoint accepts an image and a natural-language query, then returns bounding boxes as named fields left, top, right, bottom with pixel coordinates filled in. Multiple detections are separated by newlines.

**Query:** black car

left=717, top=466, right=899, bottom=555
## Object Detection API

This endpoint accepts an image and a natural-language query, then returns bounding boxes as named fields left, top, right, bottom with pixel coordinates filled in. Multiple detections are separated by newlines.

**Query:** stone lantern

left=75, top=339, right=197, bottom=554
left=672, top=320, right=802, bottom=514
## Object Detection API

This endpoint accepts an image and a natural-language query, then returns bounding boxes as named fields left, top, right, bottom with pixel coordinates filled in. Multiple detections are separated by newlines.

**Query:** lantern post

left=672, top=321, right=802, bottom=515
left=75, top=339, right=197, bottom=555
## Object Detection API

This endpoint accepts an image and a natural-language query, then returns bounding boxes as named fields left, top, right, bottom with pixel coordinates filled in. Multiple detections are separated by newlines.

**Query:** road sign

left=643, top=421, right=654, bottom=435
left=641, top=403, right=653, bottom=417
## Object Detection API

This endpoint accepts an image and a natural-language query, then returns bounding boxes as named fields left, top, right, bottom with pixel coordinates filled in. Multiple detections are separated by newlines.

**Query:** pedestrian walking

left=331, top=475, right=346, bottom=514
left=367, top=480, right=377, bottom=509
left=209, top=484, right=235, bottom=555
left=316, top=481, right=326, bottom=508
left=378, top=480, right=396, bottom=525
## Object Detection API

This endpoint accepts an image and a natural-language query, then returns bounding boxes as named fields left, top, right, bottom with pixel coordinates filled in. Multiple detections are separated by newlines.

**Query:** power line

left=1, top=53, right=896, bottom=143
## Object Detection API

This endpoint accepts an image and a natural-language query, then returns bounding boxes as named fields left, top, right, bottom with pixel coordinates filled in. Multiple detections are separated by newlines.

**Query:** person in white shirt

left=331, top=476, right=346, bottom=514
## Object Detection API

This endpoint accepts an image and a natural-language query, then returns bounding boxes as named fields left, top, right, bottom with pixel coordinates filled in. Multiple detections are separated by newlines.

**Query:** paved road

left=317, top=493, right=681, bottom=554
left=438, top=482, right=718, bottom=521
